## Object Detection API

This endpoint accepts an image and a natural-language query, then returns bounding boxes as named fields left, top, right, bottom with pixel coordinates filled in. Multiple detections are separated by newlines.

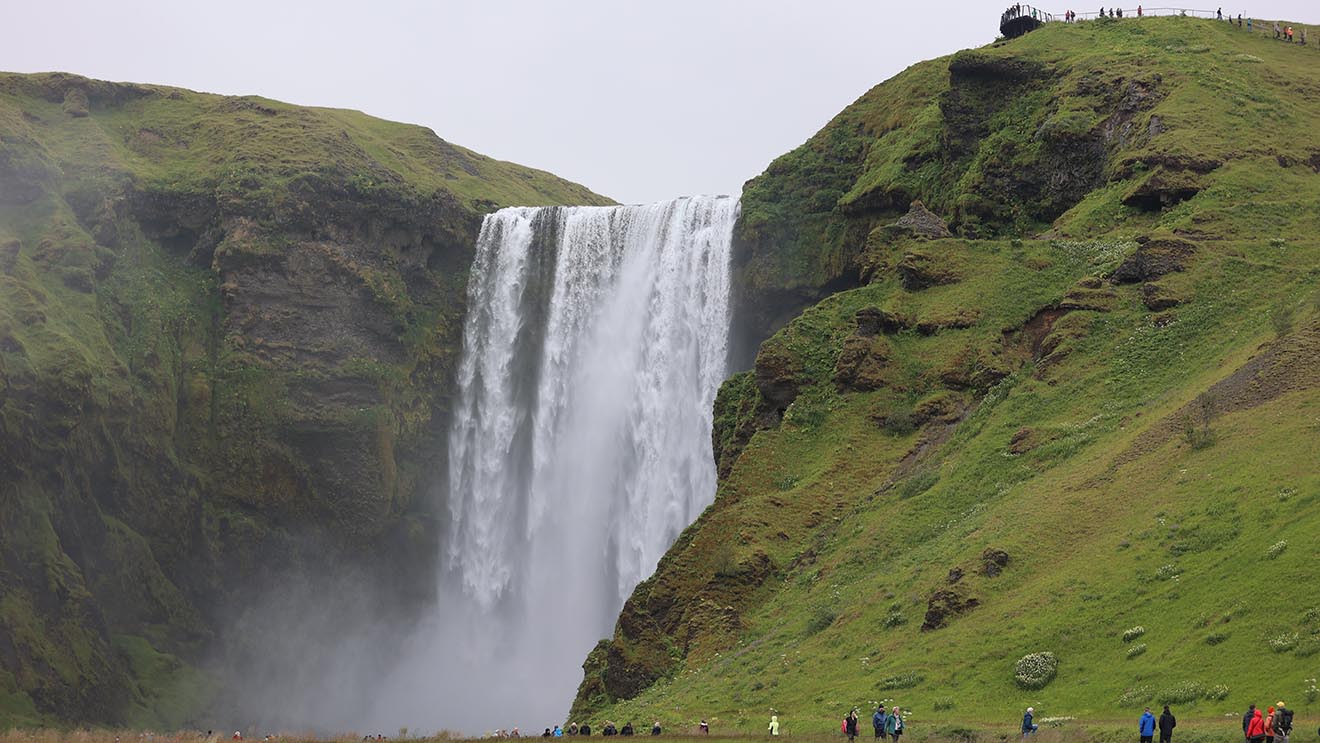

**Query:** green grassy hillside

left=576, top=15, right=1320, bottom=734
left=0, top=71, right=608, bottom=728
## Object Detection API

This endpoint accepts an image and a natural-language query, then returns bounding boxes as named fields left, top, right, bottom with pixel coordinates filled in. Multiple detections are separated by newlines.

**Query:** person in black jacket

left=846, top=710, right=860, bottom=743
left=580, top=725, right=592, bottom=737
left=1159, top=706, right=1176, bottom=743
left=1274, top=702, right=1291, bottom=743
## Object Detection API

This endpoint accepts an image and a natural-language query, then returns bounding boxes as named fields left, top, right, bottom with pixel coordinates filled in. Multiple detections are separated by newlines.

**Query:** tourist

left=1301, top=29, right=1307, bottom=46
left=1275, top=702, right=1293, bottom=743
left=699, top=721, right=709, bottom=735
left=769, top=715, right=780, bottom=736
left=874, top=707, right=887, bottom=739
left=1238, top=14, right=1243, bottom=27
left=650, top=722, right=661, bottom=737
left=581, top=724, right=592, bottom=737
left=1245, top=705, right=1258, bottom=740
left=1116, top=7, right=1122, bottom=18
left=1247, top=707, right=1267, bottom=743
left=1265, top=707, right=1276, bottom=743
left=1138, top=5, right=1143, bottom=17
left=555, top=727, right=564, bottom=738
left=1140, top=707, right=1157, bottom=743
left=846, top=709, right=860, bottom=743
left=1023, top=707, right=1038, bottom=738
left=886, top=707, right=904, bottom=742
left=603, top=723, right=616, bottom=737
left=1217, top=7, right=1223, bottom=20
left=1286, top=27, right=1295, bottom=43
left=543, top=731, right=552, bottom=738
left=513, top=729, right=522, bottom=738
left=1158, top=706, right=1176, bottom=743
left=620, top=723, right=634, bottom=737
left=568, top=724, right=578, bottom=736
left=1274, top=22, right=1281, bottom=40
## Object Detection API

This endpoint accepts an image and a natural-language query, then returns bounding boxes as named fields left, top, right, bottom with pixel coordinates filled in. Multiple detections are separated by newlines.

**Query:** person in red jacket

left=1265, top=707, right=1276, bottom=743
left=1247, top=708, right=1267, bottom=743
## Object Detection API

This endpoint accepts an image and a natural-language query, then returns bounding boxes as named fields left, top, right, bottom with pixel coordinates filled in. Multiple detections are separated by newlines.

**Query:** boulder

left=1141, top=281, right=1189, bottom=311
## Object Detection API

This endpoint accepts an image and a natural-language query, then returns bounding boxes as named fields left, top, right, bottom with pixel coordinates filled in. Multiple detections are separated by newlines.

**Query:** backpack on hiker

left=1278, top=709, right=1293, bottom=734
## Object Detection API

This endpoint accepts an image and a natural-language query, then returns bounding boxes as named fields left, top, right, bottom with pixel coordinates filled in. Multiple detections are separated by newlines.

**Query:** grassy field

left=578, top=14, right=1320, bottom=734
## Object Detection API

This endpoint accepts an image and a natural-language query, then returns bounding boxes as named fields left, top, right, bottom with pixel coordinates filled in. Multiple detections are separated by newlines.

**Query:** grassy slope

left=580, top=16, right=1320, bottom=735
left=0, top=72, right=608, bottom=728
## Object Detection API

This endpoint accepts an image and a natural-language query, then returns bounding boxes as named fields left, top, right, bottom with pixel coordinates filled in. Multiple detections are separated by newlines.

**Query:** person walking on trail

left=650, top=722, right=660, bottom=737
left=768, top=716, right=780, bottom=736
left=1138, top=5, right=1143, bottom=17
left=698, top=721, right=709, bottom=735
left=1274, top=22, right=1282, bottom=40
left=846, top=709, right=860, bottom=743
left=885, top=707, right=904, bottom=743
left=874, top=707, right=887, bottom=739
left=1265, top=707, right=1277, bottom=743
left=1217, top=8, right=1223, bottom=20
left=1244, top=705, right=1258, bottom=740
left=1158, top=706, right=1176, bottom=743
left=1286, top=27, right=1295, bottom=43
left=1140, top=707, right=1157, bottom=743
left=1022, top=707, right=1038, bottom=738
left=1247, top=707, right=1267, bottom=743
left=1275, top=703, right=1293, bottom=743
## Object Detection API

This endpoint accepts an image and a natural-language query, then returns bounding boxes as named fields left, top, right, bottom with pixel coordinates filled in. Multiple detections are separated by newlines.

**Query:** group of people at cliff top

left=1047, top=6, right=1311, bottom=44
left=840, top=706, right=907, bottom=742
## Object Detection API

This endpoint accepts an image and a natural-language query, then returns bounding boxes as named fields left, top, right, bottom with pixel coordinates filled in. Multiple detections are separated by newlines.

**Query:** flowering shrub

left=1159, top=681, right=1205, bottom=704
left=1269, top=633, right=1299, bottom=653
left=1266, top=541, right=1288, bottom=559
left=1014, top=652, right=1058, bottom=689
left=1207, top=684, right=1230, bottom=701
left=1127, top=643, right=1148, bottom=659
left=1305, top=678, right=1318, bottom=704
left=1122, top=626, right=1146, bottom=642
left=1119, top=685, right=1153, bottom=707
left=1154, top=564, right=1180, bottom=581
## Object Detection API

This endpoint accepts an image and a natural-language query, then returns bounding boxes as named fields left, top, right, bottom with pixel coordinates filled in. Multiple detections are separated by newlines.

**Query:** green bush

left=877, top=672, right=924, bottom=690
left=806, top=607, right=837, bottom=636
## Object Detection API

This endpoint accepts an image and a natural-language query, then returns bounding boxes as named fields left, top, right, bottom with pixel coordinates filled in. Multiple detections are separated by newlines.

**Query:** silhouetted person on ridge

left=543, top=730, right=552, bottom=738
left=1116, top=7, right=1122, bottom=18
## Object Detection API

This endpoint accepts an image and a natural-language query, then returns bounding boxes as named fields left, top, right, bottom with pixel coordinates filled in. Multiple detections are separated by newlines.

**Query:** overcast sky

left=7, top=1, right=1315, bottom=203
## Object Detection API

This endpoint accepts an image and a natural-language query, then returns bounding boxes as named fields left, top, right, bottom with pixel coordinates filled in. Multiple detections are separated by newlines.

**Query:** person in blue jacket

left=1022, top=707, right=1038, bottom=738
left=873, top=707, right=887, bottom=739
left=1139, top=707, right=1157, bottom=743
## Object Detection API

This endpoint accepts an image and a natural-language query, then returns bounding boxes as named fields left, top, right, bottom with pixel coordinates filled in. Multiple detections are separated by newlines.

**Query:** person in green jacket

left=885, top=707, right=904, bottom=742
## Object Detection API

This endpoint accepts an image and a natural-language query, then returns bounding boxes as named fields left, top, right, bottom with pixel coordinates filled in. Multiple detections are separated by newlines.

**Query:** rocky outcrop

left=897, top=250, right=962, bottom=290
left=887, top=200, right=952, bottom=239
left=1111, top=237, right=1198, bottom=283
left=921, top=588, right=980, bottom=631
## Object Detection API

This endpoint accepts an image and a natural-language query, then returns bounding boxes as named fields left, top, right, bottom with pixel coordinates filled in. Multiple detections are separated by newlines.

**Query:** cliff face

left=0, top=72, right=609, bottom=726
left=576, top=17, right=1320, bottom=729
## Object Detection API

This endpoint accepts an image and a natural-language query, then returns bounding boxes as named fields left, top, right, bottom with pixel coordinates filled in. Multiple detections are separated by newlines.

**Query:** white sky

left=6, top=1, right=1316, bottom=203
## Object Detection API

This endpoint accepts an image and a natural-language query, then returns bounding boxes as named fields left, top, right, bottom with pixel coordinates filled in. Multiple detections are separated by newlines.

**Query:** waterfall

left=421, top=196, right=738, bottom=730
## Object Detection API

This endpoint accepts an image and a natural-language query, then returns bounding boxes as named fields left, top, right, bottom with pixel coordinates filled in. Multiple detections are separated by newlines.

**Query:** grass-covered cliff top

left=580, top=15, right=1320, bottom=733
left=0, top=71, right=610, bottom=213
